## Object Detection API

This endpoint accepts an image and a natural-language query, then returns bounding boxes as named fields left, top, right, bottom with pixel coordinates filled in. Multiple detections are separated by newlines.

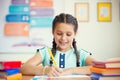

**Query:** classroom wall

left=0, top=0, right=120, bottom=62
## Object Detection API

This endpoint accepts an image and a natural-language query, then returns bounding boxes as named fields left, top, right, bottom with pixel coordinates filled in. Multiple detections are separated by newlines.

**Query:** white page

left=31, top=75, right=89, bottom=80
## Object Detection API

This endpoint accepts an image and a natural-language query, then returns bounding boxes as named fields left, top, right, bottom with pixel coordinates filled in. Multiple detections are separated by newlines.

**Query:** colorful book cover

left=0, top=73, right=22, bottom=80
left=9, top=5, right=30, bottom=14
left=0, top=68, right=20, bottom=76
left=6, top=14, right=30, bottom=22
left=11, top=0, right=29, bottom=4
left=90, top=67, right=120, bottom=76
left=30, top=8, right=54, bottom=17
left=92, top=60, right=120, bottom=68
left=0, top=61, right=21, bottom=70
left=30, top=0, right=53, bottom=8
left=4, top=22, right=30, bottom=36
left=30, top=17, right=53, bottom=28
left=91, top=73, right=120, bottom=80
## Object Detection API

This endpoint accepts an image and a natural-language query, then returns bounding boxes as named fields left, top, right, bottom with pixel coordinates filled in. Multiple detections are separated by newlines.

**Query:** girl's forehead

left=54, top=23, right=75, bottom=31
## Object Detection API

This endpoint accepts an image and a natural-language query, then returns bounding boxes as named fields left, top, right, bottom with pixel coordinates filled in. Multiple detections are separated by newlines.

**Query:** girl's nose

left=61, top=34, right=66, bottom=40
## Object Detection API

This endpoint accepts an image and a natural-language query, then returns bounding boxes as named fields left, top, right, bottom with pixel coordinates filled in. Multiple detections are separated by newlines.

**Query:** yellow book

left=7, top=73, right=22, bottom=80
left=0, top=73, right=22, bottom=80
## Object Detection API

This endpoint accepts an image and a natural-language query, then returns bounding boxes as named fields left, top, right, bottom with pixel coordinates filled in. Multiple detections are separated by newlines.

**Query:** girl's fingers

left=53, top=66, right=63, bottom=76
left=55, top=66, right=63, bottom=73
left=48, top=66, right=63, bottom=76
left=53, top=68, right=61, bottom=76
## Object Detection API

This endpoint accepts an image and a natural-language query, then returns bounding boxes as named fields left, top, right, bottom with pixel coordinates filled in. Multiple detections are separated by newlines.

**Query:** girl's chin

left=58, top=45, right=70, bottom=50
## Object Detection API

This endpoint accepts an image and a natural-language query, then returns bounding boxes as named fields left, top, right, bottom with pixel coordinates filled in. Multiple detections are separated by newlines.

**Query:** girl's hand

left=45, top=66, right=63, bottom=77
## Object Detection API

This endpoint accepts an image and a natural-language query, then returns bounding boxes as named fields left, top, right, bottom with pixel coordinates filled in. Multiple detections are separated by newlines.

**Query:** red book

left=0, top=61, right=21, bottom=70
left=92, top=60, right=120, bottom=68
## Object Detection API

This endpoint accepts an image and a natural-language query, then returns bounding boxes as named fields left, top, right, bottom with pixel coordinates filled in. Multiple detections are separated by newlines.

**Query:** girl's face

left=53, top=23, right=77, bottom=52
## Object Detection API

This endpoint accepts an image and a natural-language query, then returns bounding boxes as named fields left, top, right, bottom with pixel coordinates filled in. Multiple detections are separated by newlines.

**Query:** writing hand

left=45, top=66, right=63, bottom=77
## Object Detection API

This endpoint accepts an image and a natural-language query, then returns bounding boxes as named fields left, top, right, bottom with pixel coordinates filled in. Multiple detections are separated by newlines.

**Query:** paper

left=31, top=75, right=89, bottom=80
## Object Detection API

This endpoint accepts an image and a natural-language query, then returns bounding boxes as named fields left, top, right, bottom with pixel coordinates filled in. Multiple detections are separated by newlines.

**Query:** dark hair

left=51, top=13, right=80, bottom=67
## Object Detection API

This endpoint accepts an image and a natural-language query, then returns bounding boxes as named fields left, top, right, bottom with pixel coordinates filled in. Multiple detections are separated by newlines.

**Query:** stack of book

left=90, top=59, right=120, bottom=80
left=30, top=0, right=54, bottom=28
left=0, top=61, right=22, bottom=80
left=4, top=0, right=30, bottom=36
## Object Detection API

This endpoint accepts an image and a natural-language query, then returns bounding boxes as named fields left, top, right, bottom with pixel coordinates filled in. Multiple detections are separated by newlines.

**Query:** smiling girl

left=20, top=13, right=95, bottom=76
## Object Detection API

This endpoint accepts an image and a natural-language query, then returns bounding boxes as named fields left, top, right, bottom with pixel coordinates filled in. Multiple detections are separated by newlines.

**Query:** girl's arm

left=61, top=56, right=95, bottom=75
left=20, top=53, right=63, bottom=76
left=20, top=53, right=44, bottom=75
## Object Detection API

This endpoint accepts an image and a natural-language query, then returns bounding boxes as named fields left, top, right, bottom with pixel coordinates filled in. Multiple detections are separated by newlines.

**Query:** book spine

left=90, top=67, right=104, bottom=74
left=6, top=14, right=30, bottom=22
left=0, top=61, right=21, bottom=70
left=9, top=5, right=30, bottom=14
left=30, top=17, right=53, bottom=28
left=4, top=23, right=29, bottom=36
left=90, top=73, right=101, bottom=80
left=11, top=0, right=29, bottom=4
left=5, top=68, right=20, bottom=75
left=30, top=1, right=53, bottom=8
left=30, top=8, right=54, bottom=17
left=7, top=73, right=22, bottom=80
left=92, top=63, right=106, bottom=68
left=91, top=77, right=99, bottom=80
left=0, top=68, right=20, bottom=76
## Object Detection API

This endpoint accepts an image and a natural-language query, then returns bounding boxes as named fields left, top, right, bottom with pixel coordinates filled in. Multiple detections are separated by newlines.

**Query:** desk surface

left=22, top=75, right=91, bottom=80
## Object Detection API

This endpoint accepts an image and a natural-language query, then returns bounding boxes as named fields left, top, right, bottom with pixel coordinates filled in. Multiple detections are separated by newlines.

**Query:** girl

left=20, top=13, right=95, bottom=76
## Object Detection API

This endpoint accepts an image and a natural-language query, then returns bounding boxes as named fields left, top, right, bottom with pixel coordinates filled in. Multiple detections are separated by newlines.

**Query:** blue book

left=90, top=73, right=120, bottom=80
left=0, top=68, right=20, bottom=76
left=6, top=14, right=30, bottom=22
left=9, top=5, right=30, bottom=14
left=30, top=17, right=53, bottom=28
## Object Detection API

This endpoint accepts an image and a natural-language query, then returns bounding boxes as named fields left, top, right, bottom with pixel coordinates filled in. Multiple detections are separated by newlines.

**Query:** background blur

left=0, top=0, right=120, bottom=63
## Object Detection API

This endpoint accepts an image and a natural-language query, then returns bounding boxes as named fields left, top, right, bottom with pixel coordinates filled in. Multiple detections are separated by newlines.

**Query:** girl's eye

left=67, top=33, right=72, bottom=36
left=57, top=33, right=62, bottom=35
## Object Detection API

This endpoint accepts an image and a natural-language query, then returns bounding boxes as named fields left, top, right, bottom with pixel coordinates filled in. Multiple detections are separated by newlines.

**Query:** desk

left=22, top=75, right=91, bottom=80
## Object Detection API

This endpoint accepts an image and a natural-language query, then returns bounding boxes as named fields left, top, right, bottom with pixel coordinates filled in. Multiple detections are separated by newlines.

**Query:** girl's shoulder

left=40, top=46, right=51, bottom=49
left=38, top=46, right=51, bottom=52
left=78, top=48, right=92, bottom=55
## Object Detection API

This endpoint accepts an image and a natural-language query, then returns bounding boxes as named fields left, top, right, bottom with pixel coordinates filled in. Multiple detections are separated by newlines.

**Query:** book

left=91, top=73, right=120, bottom=80
left=30, top=8, right=54, bottom=17
left=30, top=17, right=53, bottom=28
left=90, top=67, right=120, bottom=76
left=11, top=0, right=29, bottom=4
left=6, top=14, right=30, bottom=22
left=4, top=23, right=29, bottom=36
left=0, top=61, right=21, bottom=70
left=0, top=68, right=20, bottom=76
left=92, top=60, right=120, bottom=68
left=9, top=5, right=30, bottom=14
left=30, top=0, right=53, bottom=8
left=0, top=73, right=22, bottom=80
left=32, top=75, right=90, bottom=80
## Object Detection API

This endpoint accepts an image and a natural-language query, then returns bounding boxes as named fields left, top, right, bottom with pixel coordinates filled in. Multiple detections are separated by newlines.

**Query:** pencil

left=48, top=48, right=58, bottom=66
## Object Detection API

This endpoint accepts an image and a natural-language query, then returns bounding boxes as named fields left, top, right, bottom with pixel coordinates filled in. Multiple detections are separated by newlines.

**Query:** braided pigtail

left=52, top=39, right=57, bottom=56
left=50, top=39, right=57, bottom=66
left=72, top=39, right=80, bottom=67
